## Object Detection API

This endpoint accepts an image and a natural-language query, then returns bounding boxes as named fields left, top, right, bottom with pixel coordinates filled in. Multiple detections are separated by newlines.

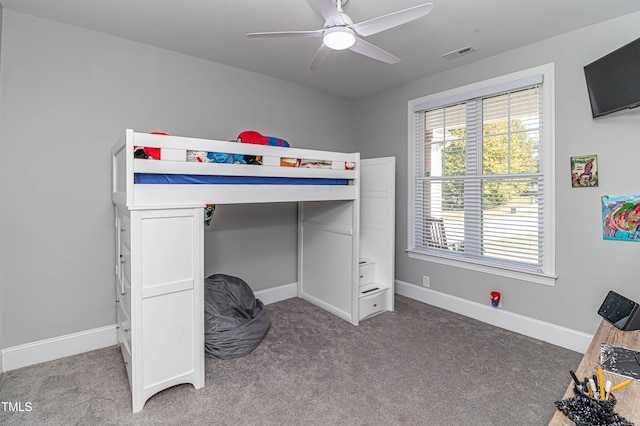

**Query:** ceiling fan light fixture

left=247, top=0, right=435, bottom=69
left=323, top=27, right=356, bottom=50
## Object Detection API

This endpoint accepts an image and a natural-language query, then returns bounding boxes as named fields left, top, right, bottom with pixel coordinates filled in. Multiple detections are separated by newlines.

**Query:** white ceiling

left=2, top=0, right=640, bottom=99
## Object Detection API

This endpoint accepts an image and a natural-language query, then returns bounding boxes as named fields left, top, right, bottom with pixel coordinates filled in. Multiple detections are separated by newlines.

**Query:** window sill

left=406, top=249, right=557, bottom=286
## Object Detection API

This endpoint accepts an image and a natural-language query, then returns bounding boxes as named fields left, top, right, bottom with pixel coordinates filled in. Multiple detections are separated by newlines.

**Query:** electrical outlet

left=422, top=275, right=430, bottom=288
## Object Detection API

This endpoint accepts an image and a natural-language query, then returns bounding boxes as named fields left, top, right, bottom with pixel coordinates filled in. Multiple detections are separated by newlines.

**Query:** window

left=407, top=64, right=556, bottom=285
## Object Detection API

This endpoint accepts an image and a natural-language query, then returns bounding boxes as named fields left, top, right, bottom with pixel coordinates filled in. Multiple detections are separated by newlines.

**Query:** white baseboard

left=255, top=282, right=297, bottom=305
left=1, top=325, right=118, bottom=372
left=395, top=280, right=592, bottom=354
left=5, top=281, right=585, bottom=373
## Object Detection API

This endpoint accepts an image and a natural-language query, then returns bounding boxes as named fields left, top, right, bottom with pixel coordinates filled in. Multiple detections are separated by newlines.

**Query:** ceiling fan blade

left=349, top=37, right=400, bottom=64
left=314, top=0, right=346, bottom=26
left=247, top=29, right=324, bottom=39
left=351, top=3, right=433, bottom=37
left=310, top=44, right=332, bottom=70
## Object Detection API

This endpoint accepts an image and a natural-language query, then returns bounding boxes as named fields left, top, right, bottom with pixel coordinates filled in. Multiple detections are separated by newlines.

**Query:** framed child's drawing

left=571, top=155, right=598, bottom=187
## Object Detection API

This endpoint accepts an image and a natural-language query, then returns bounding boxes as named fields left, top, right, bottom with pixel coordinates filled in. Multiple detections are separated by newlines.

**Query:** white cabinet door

left=122, top=207, right=204, bottom=412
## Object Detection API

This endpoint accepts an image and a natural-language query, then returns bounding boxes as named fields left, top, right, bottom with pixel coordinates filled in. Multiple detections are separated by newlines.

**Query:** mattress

left=134, top=174, right=349, bottom=186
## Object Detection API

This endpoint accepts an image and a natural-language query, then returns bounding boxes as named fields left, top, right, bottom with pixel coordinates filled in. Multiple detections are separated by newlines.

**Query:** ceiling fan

left=246, top=0, right=433, bottom=70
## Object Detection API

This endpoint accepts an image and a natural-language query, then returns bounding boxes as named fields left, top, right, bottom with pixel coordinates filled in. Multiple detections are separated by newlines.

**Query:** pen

left=610, top=379, right=633, bottom=393
left=598, top=365, right=605, bottom=400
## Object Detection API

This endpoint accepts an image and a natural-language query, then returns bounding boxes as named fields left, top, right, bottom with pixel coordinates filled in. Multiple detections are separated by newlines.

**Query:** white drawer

left=119, top=211, right=131, bottom=246
left=359, top=289, right=387, bottom=321
left=359, top=263, right=374, bottom=285
left=116, top=300, right=132, bottom=351
left=121, top=274, right=131, bottom=316
left=119, top=333, right=132, bottom=386
left=119, top=250, right=131, bottom=289
left=116, top=271, right=131, bottom=319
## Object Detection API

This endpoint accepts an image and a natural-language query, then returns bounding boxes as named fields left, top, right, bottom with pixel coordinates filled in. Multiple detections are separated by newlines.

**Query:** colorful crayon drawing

left=601, top=195, right=640, bottom=242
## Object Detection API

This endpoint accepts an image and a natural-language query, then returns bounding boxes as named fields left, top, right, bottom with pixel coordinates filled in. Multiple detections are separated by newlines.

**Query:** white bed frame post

left=351, top=160, right=362, bottom=325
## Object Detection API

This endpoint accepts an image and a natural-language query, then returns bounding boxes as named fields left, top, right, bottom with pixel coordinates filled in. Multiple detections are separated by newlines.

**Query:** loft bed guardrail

left=112, top=129, right=359, bottom=208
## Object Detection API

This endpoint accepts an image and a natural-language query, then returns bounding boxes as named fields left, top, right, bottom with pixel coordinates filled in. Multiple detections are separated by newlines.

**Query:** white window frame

left=407, top=63, right=556, bottom=286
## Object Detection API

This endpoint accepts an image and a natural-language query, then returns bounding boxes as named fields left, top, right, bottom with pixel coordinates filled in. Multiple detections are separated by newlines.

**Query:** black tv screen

left=584, top=37, right=640, bottom=118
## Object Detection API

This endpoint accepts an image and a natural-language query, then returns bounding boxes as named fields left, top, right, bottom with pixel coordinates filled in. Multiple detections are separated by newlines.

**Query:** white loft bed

left=112, top=129, right=359, bottom=207
left=111, top=129, right=370, bottom=412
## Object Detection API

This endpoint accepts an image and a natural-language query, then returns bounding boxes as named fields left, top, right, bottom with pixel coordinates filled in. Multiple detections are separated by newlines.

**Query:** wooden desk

left=549, top=319, right=640, bottom=425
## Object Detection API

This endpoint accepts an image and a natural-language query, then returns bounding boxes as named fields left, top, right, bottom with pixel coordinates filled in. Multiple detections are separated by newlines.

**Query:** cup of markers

left=571, top=368, right=633, bottom=402
left=555, top=369, right=634, bottom=425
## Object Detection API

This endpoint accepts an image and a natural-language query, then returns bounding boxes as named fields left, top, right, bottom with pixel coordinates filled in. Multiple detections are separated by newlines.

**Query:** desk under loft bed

left=111, top=129, right=395, bottom=412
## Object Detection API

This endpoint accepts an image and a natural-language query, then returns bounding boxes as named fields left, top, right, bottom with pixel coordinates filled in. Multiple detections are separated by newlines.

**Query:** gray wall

left=2, top=7, right=640, bottom=352
left=0, top=11, right=356, bottom=349
left=354, top=11, right=640, bottom=334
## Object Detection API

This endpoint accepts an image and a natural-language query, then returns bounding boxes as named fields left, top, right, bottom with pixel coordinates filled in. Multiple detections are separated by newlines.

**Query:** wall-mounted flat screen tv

left=584, top=37, right=640, bottom=118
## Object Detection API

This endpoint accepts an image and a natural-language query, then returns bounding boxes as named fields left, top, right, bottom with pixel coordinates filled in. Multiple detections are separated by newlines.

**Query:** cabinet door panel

left=142, top=290, right=196, bottom=386
left=140, top=214, right=195, bottom=290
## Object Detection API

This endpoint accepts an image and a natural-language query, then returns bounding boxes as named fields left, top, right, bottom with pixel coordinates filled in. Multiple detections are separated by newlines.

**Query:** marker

left=598, top=365, right=605, bottom=400
left=605, top=380, right=612, bottom=400
left=588, top=378, right=596, bottom=398
left=610, top=379, right=633, bottom=392
left=570, top=370, right=582, bottom=391
left=592, top=375, right=600, bottom=399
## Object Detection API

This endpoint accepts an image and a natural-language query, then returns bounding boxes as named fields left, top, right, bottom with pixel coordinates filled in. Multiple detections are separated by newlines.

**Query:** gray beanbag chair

left=204, top=274, right=271, bottom=359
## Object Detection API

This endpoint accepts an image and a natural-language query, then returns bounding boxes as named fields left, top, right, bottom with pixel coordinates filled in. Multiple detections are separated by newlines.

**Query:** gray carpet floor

left=0, top=295, right=582, bottom=425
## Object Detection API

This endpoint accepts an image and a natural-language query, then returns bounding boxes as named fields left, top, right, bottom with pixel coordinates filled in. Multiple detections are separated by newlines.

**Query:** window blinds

left=412, top=83, right=544, bottom=273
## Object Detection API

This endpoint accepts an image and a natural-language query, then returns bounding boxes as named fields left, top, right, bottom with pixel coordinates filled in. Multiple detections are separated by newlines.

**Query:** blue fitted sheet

left=134, top=174, right=349, bottom=186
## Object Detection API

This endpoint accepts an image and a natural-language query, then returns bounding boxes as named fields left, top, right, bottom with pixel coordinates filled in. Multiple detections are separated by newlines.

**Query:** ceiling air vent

left=441, top=46, right=476, bottom=60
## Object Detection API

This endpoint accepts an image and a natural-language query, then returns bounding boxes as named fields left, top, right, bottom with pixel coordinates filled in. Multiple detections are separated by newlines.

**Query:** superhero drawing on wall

left=571, top=155, right=598, bottom=187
